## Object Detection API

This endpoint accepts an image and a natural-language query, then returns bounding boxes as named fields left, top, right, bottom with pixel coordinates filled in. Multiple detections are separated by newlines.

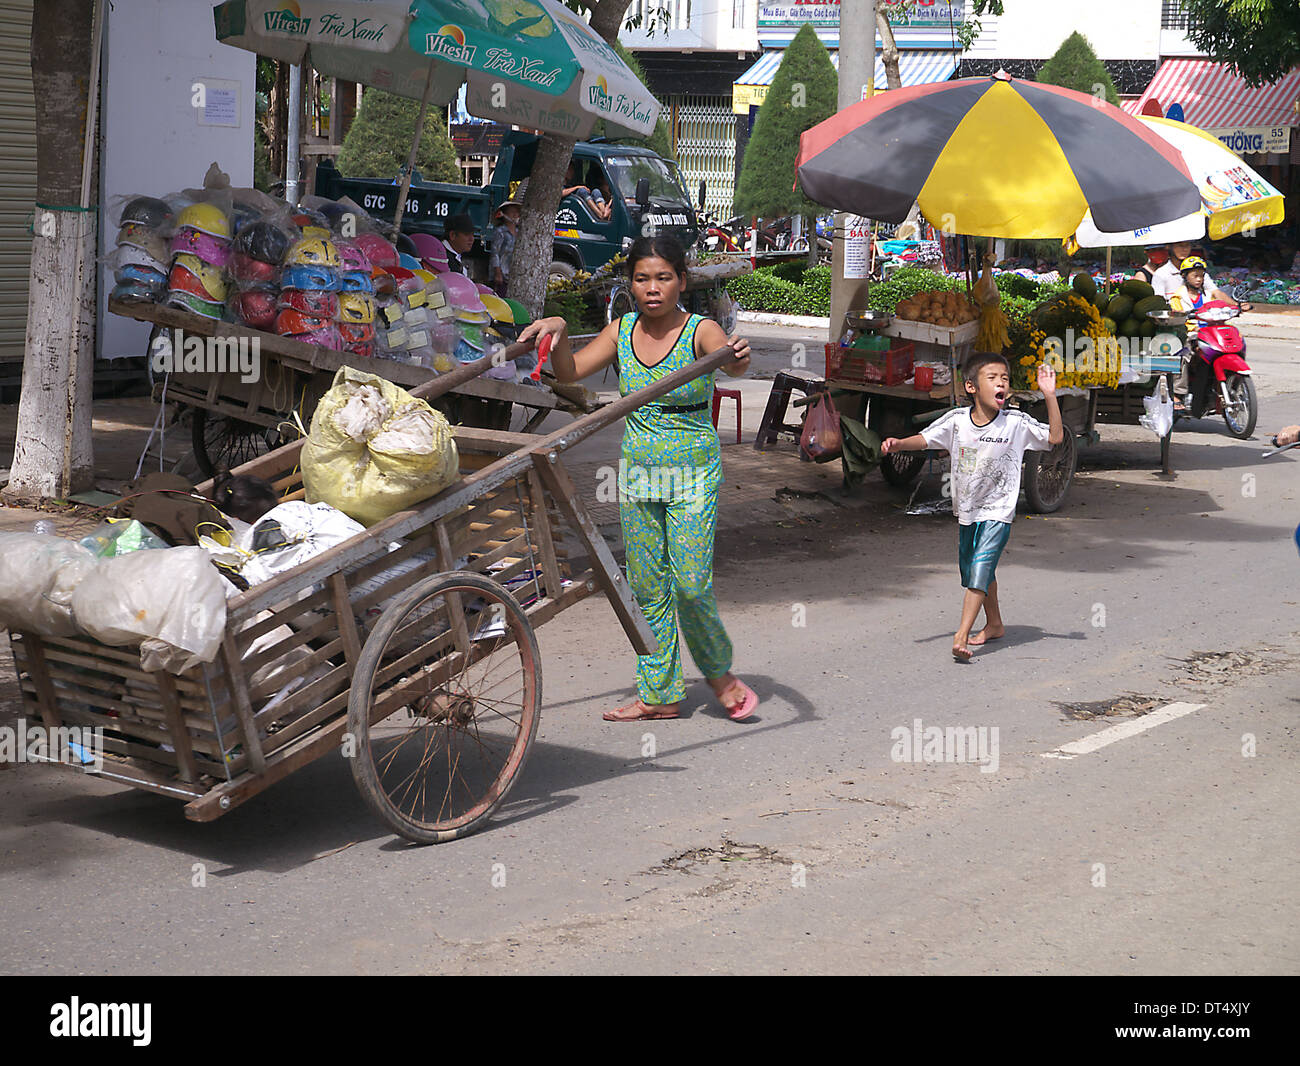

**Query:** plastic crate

left=824, top=340, right=914, bottom=386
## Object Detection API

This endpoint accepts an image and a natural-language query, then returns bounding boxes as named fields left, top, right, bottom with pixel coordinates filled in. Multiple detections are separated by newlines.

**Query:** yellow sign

left=733, top=83, right=769, bottom=114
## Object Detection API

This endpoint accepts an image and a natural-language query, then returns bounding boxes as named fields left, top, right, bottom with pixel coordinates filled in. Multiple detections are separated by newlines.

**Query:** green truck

left=314, top=131, right=699, bottom=283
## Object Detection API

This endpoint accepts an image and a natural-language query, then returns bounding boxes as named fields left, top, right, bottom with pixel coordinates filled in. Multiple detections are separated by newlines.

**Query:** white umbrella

left=1073, top=116, right=1284, bottom=247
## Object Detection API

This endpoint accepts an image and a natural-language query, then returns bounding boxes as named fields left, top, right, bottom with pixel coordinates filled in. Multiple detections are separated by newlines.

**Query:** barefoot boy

left=883, top=354, right=1063, bottom=662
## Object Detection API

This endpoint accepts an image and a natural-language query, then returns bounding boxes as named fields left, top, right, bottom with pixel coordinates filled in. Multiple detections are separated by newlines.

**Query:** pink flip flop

left=718, top=680, right=758, bottom=721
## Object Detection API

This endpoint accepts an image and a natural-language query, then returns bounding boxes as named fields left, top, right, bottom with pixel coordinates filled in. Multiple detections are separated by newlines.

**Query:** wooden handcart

left=10, top=340, right=737, bottom=843
left=109, top=297, right=571, bottom=476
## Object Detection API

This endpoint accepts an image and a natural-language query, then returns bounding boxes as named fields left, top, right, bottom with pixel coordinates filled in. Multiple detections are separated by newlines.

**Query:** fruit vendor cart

left=109, top=297, right=576, bottom=476
left=824, top=309, right=1173, bottom=512
left=9, top=339, right=741, bottom=844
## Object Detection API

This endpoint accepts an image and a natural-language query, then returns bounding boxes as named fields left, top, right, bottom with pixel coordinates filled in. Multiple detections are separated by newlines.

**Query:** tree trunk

left=806, top=214, right=818, bottom=267
left=877, top=12, right=902, bottom=91
left=4, top=0, right=97, bottom=505
left=508, top=0, right=633, bottom=317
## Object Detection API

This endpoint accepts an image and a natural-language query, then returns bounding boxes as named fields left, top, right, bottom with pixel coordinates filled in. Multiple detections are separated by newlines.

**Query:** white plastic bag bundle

left=0, top=532, right=99, bottom=637
left=1139, top=376, right=1175, bottom=439
left=71, top=547, right=227, bottom=673
left=237, top=500, right=365, bottom=587
left=301, top=368, right=459, bottom=526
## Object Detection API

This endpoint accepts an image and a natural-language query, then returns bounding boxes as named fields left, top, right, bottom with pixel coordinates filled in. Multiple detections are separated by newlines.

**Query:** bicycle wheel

left=347, top=571, right=541, bottom=844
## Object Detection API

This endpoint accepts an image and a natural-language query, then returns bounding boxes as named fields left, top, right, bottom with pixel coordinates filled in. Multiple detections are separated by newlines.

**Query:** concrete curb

left=737, top=311, right=832, bottom=330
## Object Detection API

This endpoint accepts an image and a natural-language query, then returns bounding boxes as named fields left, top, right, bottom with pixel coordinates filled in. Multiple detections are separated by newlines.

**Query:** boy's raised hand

left=1036, top=361, right=1057, bottom=396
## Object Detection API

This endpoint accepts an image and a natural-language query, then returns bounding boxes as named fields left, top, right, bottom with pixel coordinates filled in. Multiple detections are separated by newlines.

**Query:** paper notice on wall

left=196, top=79, right=240, bottom=127
left=843, top=215, right=872, bottom=279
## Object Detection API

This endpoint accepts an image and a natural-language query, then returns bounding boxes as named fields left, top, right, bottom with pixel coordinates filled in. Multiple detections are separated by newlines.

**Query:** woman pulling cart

left=520, top=236, right=759, bottom=723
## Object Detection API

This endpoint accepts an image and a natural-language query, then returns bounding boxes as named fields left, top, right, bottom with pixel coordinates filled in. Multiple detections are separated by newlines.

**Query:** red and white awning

left=1126, top=58, right=1300, bottom=130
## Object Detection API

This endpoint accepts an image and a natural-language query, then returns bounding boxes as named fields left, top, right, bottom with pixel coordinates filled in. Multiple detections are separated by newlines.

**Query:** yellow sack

left=301, top=368, right=459, bottom=527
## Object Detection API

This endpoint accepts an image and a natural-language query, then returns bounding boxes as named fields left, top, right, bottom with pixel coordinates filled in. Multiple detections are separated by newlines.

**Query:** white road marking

left=1040, top=701, right=1207, bottom=760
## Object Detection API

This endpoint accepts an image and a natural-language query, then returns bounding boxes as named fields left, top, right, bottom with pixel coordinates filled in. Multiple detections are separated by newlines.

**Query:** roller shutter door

left=0, top=0, right=35, bottom=364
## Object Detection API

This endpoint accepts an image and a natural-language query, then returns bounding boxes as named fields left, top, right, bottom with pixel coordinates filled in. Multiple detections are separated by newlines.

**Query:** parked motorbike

left=1174, top=300, right=1257, bottom=439
left=697, top=209, right=746, bottom=254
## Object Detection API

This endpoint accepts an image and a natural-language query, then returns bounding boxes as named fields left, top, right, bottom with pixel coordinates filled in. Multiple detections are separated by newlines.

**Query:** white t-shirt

left=1153, top=261, right=1217, bottom=299
left=920, top=407, right=1053, bottom=525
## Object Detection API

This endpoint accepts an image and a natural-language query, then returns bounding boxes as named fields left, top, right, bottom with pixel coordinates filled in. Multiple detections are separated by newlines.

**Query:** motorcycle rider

left=1169, top=256, right=1239, bottom=405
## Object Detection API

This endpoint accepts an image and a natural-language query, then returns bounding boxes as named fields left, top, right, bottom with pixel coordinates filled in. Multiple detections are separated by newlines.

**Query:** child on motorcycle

left=1169, top=256, right=1239, bottom=405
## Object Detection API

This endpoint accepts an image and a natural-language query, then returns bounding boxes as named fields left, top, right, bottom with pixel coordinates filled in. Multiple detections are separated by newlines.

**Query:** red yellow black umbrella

left=796, top=74, right=1201, bottom=239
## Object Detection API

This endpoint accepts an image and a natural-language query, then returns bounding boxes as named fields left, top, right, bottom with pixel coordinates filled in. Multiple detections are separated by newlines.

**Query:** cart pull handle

left=530, top=333, right=553, bottom=382
left=405, top=337, right=542, bottom=405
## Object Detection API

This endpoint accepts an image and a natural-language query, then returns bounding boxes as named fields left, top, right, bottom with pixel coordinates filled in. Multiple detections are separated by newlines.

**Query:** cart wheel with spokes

left=880, top=450, right=926, bottom=487
left=347, top=571, right=541, bottom=844
left=1022, top=430, right=1077, bottom=513
left=190, top=407, right=290, bottom=477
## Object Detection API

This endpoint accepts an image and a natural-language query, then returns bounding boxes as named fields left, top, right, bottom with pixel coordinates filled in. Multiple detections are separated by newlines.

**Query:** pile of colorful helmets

left=275, top=236, right=342, bottom=348
left=165, top=202, right=232, bottom=319
left=227, top=219, right=293, bottom=330
left=111, top=197, right=173, bottom=301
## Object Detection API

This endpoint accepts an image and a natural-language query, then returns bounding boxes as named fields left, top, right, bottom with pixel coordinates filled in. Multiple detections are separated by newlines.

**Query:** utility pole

left=829, top=0, right=874, bottom=342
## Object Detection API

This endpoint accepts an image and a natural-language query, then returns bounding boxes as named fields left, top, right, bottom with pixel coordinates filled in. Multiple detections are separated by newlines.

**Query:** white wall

left=966, top=0, right=1163, bottom=60
left=98, top=0, right=256, bottom=360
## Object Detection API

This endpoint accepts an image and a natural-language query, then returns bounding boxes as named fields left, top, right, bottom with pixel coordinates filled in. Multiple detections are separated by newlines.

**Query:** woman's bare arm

left=516, top=317, right=618, bottom=382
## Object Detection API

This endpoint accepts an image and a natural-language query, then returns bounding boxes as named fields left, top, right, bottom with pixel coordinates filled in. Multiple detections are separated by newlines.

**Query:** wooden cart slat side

left=11, top=346, right=736, bottom=816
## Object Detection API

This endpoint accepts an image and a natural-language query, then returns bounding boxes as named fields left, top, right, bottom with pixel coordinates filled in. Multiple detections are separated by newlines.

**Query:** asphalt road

left=1, top=319, right=1297, bottom=975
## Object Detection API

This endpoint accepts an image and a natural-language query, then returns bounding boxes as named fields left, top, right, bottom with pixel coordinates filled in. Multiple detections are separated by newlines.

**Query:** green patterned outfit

left=617, top=312, right=733, bottom=704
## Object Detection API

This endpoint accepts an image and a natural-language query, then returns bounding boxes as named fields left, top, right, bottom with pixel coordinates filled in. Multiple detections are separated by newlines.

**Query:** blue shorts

left=958, top=520, right=1011, bottom=593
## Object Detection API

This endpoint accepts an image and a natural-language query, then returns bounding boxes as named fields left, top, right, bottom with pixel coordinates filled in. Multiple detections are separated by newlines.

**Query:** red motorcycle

left=1177, top=300, right=1257, bottom=439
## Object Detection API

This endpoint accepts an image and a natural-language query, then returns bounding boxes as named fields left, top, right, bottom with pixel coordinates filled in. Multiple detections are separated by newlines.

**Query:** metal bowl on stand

left=845, top=311, right=894, bottom=333
left=1146, top=310, right=1189, bottom=327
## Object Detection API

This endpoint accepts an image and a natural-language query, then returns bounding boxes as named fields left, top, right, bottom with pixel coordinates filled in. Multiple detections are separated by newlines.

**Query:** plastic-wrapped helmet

left=168, top=258, right=227, bottom=302
left=117, top=225, right=171, bottom=262
left=285, top=236, right=341, bottom=269
left=474, top=282, right=495, bottom=296
left=454, top=307, right=492, bottom=326
left=504, top=297, right=530, bottom=326
left=278, top=289, right=339, bottom=318
left=290, top=209, right=328, bottom=230
left=119, top=196, right=174, bottom=231
left=408, top=232, right=445, bottom=261
left=411, top=268, right=436, bottom=286
left=340, top=270, right=375, bottom=294
left=300, top=225, right=333, bottom=242
left=398, top=252, right=423, bottom=272
left=336, top=292, right=376, bottom=325
left=115, top=263, right=168, bottom=288
left=318, top=201, right=352, bottom=230
left=275, top=308, right=334, bottom=336
left=339, top=322, right=375, bottom=346
left=479, top=293, right=513, bottom=324
left=354, top=233, right=399, bottom=271
left=170, top=228, right=232, bottom=268
left=233, top=221, right=292, bottom=265
left=112, top=280, right=164, bottom=302
left=175, top=202, right=232, bottom=240
left=230, top=289, right=279, bottom=330
left=441, top=270, right=486, bottom=312
left=165, top=289, right=225, bottom=319
left=229, top=251, right=279, bottom=285
left=279, top=263, right=340, bottom=291
left=114, top=242, right=168, bottom=276
left=230, top=204, right=262, bottom=235
left=394, top=231, right=418, bottom=257
left=336, top=240, right=371, bottom=273
left=371, top=268, right=396, bottom=297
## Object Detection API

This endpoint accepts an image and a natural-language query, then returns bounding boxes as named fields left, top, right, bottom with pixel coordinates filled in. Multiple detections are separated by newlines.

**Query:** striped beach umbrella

left=796, top=74, right=1202, bottom=239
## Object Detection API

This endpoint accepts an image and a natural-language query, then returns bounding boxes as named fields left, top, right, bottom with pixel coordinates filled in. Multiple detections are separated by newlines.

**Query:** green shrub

left=866, top=267, right=963, bottom=313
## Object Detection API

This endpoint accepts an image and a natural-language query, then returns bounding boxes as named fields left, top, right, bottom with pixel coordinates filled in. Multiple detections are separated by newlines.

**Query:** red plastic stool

left=712, top=385, right=742, bottom=443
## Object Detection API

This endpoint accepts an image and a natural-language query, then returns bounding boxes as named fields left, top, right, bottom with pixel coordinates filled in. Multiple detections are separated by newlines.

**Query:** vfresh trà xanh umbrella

left=213, top=0, right=659, bottom=138
left=1072, top=115, right=1285, bottom=247
left=795, top=73, right=1203, bottom=239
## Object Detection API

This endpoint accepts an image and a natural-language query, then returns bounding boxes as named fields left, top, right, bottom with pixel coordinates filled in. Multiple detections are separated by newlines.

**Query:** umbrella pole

left=393, top=59, right=438, bottom=235
left=1105, top=245, right=1112, bottom=297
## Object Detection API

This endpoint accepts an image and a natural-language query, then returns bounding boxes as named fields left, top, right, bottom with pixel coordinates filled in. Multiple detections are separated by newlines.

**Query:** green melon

left=1107, top=294, right=1134, bottom=320
left=1101, top=316, right=1118, bottom=334
left=1139, top=320, right=1157, bottom=338
left=1072, top=272, right=1097, bottom=300
left=1119, top=278, right=1155, bottom=299
left=1120, top=316, right=1143, bottom=337
left=1133, top=295, right=1169, bottom=316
